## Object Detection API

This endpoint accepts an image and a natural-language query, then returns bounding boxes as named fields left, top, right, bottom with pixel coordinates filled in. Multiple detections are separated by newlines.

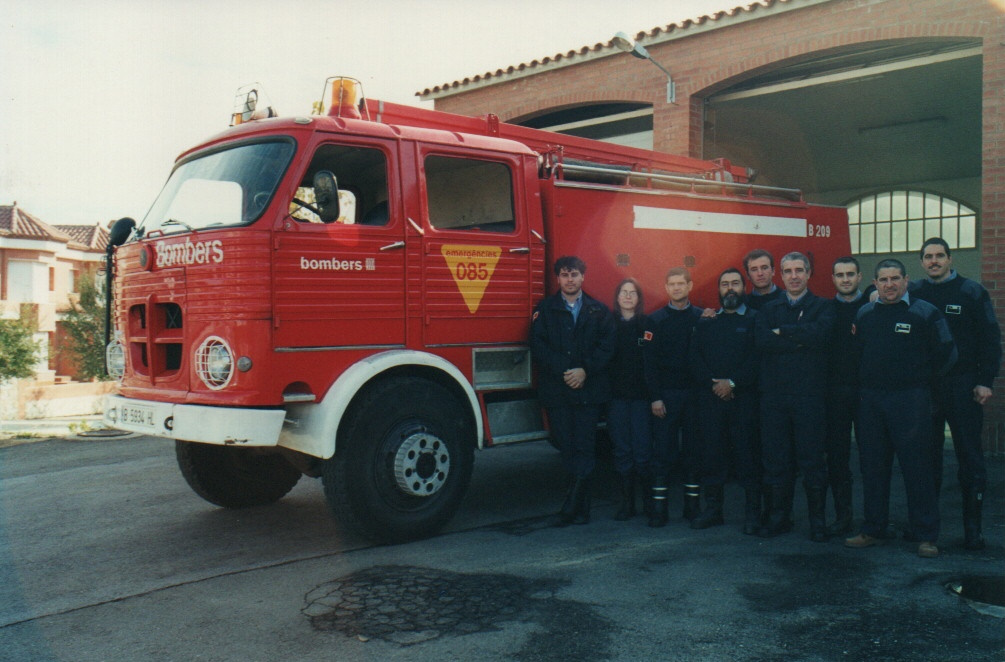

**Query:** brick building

left=420, top=0, right=1004, bottom=452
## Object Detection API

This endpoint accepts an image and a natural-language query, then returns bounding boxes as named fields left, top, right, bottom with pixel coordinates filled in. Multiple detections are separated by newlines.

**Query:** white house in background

left=0, top=202, right=108, bottom=382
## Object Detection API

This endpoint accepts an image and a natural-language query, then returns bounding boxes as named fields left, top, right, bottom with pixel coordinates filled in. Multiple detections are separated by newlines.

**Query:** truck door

left=415, top=150, right=533, bottom=346
left=273, top=139, right=405, bottom=349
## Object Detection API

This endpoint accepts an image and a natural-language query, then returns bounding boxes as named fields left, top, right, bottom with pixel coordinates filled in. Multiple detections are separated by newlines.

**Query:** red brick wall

left=434, top=0, right=1005, bottom=452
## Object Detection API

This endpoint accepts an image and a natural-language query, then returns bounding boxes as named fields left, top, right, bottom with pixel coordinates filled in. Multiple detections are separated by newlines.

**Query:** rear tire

left=176, top=441, right=301, bottom=508
left=323, top=377, right=474, bottom=543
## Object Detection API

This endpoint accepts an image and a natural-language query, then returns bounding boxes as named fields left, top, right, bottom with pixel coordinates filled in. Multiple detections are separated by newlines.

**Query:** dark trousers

left=760, top=393, right=827, bottom=488
left=547, top=404, right=602, bottom=479
left=608, top=398, right=653, bottom=476
left=652, top=387, right=698, bottom=480
left=932, top=372, right=987, bottom=494
left=857, top=387, right=940, bottom=542
left=825, top=387, right=859, bottom=487
left=696, top=390, right=760, bottom=490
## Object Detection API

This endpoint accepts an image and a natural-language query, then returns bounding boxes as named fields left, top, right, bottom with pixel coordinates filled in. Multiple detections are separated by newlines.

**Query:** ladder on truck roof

left=555, top=158, right=805, bottom=204
left=364, top=98, right=804, bottom=204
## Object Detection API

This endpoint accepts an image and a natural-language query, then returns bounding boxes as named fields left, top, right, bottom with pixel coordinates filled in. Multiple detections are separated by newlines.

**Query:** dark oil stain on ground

left=738, top=553, right=1003, bottom=662
left=303, top=564, right=613, bottom=661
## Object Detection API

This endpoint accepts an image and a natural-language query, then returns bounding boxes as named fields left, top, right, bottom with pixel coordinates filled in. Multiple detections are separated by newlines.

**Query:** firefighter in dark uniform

left=845, top=258, right=957, bottom=558
left=644, top=267, right=705, bottom=527
left=825, top=256, right=869, bottom=535
left=743, top=249, right=784, bottom=523
left=607, top=278, right=653, bottom=521
left=910, top=237, right=1001, bottom=549
left=743, top=248, right=785, bottom=311
left=530, top=255, right=615, bottom=526
left=754, top=251, right=835, bottom=541
left=689, top=268, right=761, bottom=533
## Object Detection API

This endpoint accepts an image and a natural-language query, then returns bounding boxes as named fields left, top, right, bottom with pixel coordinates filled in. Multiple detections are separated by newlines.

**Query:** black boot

left=614, top=473, right=636, bottom=521
left=554, top=477, right=585, bottom=527
left=759, top=484, right=793, bottom=537
left=691, top=484, right=725, bottom=529
left=826, top=480, right=853, bottom=536
left=963, top=489, right=986, bottom=550
left=806, top=484, right=828, bottom=542
left=648, top=477, right=669, bottom=527
left=743, top=486, right=762, bottom=535
left=683, top=482, right=701, bottom=521
left=572, top=478, right=591, bottom=525
left=640, top=474, right=654, bottom=520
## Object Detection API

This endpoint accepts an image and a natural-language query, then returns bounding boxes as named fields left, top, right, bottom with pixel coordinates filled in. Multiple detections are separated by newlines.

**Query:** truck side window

left=424, top=155, right=515, bottom=233
left=290, top=144, right=389, bottom=225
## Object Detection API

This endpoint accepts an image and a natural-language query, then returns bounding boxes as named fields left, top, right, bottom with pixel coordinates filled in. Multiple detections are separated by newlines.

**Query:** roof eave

left=417, top=0, right=832, bottom=102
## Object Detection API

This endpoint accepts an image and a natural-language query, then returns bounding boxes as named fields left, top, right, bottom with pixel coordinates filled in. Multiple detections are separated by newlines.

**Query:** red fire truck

left=102, top=77, right=849, bottom=542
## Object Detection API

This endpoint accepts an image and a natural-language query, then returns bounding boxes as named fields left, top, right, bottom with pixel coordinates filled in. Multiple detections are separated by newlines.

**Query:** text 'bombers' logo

left=441, top=245, right=501, bottom=314
left=156, top=238, right=224, bottom=268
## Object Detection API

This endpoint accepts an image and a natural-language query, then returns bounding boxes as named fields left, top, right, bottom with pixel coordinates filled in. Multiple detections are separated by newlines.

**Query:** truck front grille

left=128, top=302, right=184, bottom=379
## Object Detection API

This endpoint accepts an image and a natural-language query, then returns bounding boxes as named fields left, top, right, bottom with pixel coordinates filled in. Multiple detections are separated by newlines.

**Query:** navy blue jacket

left=910, top=273, right=1001, bottom=388
left=530, top=291, right=615, bottom=407
left=690, top=307, right=759, bottom=395
left=746, top=286, right=784, bottom=311
left=754, top=290, right=836, bottom=396
left=644, top=304, right=704, bottom=397
left=854, top=296, right=957, bottom=390
left=829, top=294, right=869, bottom=390
left=609, top=314, right=651, bottom=401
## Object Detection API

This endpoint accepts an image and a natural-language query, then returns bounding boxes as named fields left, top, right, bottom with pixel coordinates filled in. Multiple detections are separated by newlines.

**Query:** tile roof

left=418, top=0, right=806, bottom=99
left=55, top=223, right=109, bottom=252
left=0, top=204, right=107, bottom=252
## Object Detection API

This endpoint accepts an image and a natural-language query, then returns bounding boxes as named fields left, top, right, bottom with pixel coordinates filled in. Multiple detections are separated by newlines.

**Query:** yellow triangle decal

left=441, top=245, right=502, bottom=314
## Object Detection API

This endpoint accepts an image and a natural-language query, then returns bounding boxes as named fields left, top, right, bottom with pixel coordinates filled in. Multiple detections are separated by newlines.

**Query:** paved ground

left=0, top=434, right=1002, bottom=661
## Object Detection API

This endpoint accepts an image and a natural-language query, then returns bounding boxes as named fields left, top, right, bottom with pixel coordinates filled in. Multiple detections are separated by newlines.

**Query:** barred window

left=847, top=191, right=976, bottom=255
left=844, top=191, right=976, bottom=256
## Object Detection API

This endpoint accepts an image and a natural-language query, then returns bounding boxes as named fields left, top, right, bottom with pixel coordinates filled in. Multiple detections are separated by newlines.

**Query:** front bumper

left=104, top=395, right=285, bottom=446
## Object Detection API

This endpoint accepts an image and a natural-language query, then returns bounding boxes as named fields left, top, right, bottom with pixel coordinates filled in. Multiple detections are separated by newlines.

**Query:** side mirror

left=108, top=217, right=136, bottom=250
left=313, top=170, right=340, bottom=223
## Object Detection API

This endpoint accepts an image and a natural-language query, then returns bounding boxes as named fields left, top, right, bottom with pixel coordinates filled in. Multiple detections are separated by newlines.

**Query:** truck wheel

left=323, top=377, right=474, bottom=543
left=176, top=441, right=301, bottom=508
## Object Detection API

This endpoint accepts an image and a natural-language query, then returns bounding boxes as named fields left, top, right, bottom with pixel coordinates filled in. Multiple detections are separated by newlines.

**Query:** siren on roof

left=314, top=76, right=368, bottom=120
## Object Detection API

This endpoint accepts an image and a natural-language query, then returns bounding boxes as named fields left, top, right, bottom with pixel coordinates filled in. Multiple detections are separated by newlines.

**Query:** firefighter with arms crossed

left=754, top=252, right=836, bottom=541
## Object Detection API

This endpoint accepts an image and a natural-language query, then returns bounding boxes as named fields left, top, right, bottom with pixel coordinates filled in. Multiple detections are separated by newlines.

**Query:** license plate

left=120, top=403, right=156, bottom=428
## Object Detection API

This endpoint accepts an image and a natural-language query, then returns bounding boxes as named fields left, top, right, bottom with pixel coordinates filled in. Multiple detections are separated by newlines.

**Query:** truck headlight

left=195, top=336, right=233, bottom=390
left=106, top=339, right=126, bottom=380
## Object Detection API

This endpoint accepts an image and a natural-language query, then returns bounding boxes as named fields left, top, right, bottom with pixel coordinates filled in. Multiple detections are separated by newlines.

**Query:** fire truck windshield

left=140, top=139, right=295, bottom=235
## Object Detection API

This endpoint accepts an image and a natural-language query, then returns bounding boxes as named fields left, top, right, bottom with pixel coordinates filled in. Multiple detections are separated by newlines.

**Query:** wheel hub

left=393, top=432, right=451, bottom=496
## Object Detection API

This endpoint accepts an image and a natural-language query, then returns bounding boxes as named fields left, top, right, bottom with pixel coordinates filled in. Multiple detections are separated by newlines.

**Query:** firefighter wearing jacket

left=825, top=256, right=869, bottom=536
left=845, top=258, right=957, bottom=558
left=754, top=252, right=836, bottom=541
left=644, top=267, right=705, bottom=527
left=910, top=237, right=1001, bottom=550
left=530, top=256, right=615, bottom=526
left=688, top=268, right=761, bottom=533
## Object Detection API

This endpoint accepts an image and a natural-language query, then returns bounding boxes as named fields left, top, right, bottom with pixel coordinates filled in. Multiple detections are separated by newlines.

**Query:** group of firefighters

left=529, top=238, right=1000, bottom=559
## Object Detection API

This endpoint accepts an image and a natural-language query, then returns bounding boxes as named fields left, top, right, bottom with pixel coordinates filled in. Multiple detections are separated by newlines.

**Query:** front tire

left=176, top=441, right=302, bottom=508
left=323, top=377, right=475, bottom=543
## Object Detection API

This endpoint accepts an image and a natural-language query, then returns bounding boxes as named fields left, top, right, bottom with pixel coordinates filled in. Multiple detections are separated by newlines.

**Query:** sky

left=1, top=0, right=734, bottom=227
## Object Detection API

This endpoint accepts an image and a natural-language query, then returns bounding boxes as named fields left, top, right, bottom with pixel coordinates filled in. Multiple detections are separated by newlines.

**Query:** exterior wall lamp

left=612, top=31, right=677, bottom=104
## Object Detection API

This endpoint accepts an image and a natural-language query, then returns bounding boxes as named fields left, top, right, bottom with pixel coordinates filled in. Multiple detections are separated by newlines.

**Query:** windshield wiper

left=162, top=218, right=195, bottom=232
